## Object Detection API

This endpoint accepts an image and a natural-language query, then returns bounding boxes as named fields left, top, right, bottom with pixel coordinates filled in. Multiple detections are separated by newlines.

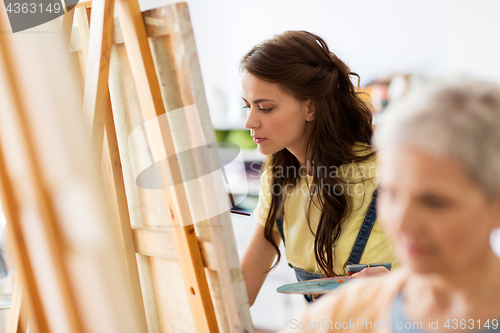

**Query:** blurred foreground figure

left=279, top=78, right=500, bottom=332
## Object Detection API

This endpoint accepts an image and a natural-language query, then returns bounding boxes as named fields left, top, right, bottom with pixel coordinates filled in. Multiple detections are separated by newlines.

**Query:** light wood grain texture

left=0, top=10, right=84, bottom=333
left=77, top=2, right=149, bottom=330
left=70, top=3, right=253, bottom=332
left=108, top=43, right=187, bottom=333
left=81, top=0, right=114, bottom=155
left=132, top=227, right=178, bottom=261
left=76, top=7, right=91, bottom=68
left=113, top=0, right=220, bottom=331
left=103, top=97, right=150, bottom=332
left=6, top=278, right=28, bottom=333
left=163, top=4, right=252, bottom=331
left=70, top=12, right=171, bottom=53
left=132, top=227, right=217, bottom=271
left=149, top=256, right=197, bottom=332
left=61, top=8, right=75, bottom=50
left=6, top=279, right=21, bottom=333
left=75, top=8, right=91, bottom=87
left=75, top=0, right=92, bottom=8
left=0, top=111, right=47, bottom=333
left=0, top=7, right=145, bottom=333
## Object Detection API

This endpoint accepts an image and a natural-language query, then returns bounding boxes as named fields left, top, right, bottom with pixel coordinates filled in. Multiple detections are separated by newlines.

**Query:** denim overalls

left=276, top=188, right=379, bottom=303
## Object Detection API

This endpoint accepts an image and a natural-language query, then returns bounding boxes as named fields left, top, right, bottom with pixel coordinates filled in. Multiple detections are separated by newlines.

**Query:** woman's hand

left=350, top=266, right=390, bottom=278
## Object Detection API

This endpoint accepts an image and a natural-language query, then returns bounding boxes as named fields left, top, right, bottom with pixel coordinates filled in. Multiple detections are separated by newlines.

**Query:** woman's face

left=378, top=146, right=500, bottom=275
left=242, top=71, right=315, bottom=157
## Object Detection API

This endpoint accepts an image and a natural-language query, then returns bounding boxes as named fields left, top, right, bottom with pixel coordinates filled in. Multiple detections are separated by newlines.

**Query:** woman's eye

left=242, top=104, right=272, bottom=112
left=421, top=195, right=452, bottom=209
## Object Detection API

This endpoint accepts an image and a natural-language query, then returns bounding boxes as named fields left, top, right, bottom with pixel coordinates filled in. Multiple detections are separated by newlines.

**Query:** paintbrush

left=230, top=209, right=251, bottom=216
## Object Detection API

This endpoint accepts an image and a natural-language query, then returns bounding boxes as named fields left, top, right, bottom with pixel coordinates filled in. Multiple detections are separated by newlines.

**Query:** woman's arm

left=241, top=223, right=281, bottom=307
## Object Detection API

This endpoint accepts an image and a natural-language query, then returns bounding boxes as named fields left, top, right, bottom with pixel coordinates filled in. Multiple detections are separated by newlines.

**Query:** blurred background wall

left=136, top=0, right=500, bottom=129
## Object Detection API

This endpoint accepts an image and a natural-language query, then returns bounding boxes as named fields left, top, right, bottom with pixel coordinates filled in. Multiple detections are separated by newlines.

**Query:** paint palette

left=277, top=276, right=351, bottom=295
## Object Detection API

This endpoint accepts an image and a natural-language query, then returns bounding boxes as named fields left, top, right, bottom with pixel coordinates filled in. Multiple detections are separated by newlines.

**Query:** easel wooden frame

left=68, top=0, right=254, bottom=331
left=1, top=0, right=252, bottom=331
left=0, top=11, right=83, bottom=333
left=0, top=3, right=146, bottom=333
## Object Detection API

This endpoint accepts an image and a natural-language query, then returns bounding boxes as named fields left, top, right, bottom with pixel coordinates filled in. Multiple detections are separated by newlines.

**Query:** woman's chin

left=257, top=144, right=277, bottom=156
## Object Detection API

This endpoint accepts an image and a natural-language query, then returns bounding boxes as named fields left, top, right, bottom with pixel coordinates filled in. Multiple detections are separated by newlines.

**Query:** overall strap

left=275, top=195, right=286, bottom=245
left=346, top=188, right=379, bottom=265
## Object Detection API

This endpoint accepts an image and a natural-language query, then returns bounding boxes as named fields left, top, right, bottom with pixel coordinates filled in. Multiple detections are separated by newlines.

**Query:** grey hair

left=373, top=77, right=500, bottom=199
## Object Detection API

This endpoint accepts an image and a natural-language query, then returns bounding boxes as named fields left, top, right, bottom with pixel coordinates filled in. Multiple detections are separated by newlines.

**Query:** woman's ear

left=304, top=99, right=316, bottom=122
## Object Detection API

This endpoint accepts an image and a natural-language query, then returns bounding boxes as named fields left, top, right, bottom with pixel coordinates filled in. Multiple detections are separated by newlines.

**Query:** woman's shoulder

left=352, top=142, right=378, bottom=165
left=337, top=143, right=378, bottom=183
left=322, top=267, right=408, bottom=306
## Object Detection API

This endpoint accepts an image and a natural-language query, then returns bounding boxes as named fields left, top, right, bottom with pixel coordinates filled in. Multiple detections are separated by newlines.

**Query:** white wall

left=136, top=0, right=500, bottom=127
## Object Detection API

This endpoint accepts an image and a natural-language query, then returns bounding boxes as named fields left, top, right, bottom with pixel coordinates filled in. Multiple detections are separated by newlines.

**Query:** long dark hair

left=240, top=31, right=375, bottom=277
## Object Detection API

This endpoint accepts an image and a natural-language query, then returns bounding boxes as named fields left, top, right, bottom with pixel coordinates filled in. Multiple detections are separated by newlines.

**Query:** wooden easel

left=0, top=4, right=146, bottom=333
left=0, top=0, right=253, bottom=332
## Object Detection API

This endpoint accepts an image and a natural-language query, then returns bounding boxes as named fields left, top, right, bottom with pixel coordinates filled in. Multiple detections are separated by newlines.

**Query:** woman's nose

left=244, top=107, right=260, bottom=130
left=395, top=200, right=422, bottom=236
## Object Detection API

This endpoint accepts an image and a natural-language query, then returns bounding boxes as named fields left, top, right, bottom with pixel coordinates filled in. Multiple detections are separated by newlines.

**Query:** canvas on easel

left=68, top=1, right=253, bottom=332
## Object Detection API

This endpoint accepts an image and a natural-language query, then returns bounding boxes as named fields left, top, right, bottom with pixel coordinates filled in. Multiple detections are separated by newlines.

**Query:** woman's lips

left=253, top=137, right=267, bottom=144
left=404, top=243, right=431, bottom=257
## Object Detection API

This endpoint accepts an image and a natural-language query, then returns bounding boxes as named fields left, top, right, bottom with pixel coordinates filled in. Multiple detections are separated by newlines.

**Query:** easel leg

left=112, top=0, right=220, bottom=328
left=7, top=277, right=27, bottom=333
left=73, top=0, right=148, bottom=330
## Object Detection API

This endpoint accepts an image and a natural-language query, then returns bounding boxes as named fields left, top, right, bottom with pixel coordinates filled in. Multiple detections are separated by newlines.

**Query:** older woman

left=279, top=78, right=500, bottom=332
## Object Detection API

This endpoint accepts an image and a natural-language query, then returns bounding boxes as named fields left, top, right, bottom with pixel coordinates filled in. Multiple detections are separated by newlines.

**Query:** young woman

left=240, top=30, right=397, bottom=306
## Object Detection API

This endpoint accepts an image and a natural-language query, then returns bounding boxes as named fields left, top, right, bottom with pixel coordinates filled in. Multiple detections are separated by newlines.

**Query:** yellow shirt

left=253, top=152, right=397, bottom=275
